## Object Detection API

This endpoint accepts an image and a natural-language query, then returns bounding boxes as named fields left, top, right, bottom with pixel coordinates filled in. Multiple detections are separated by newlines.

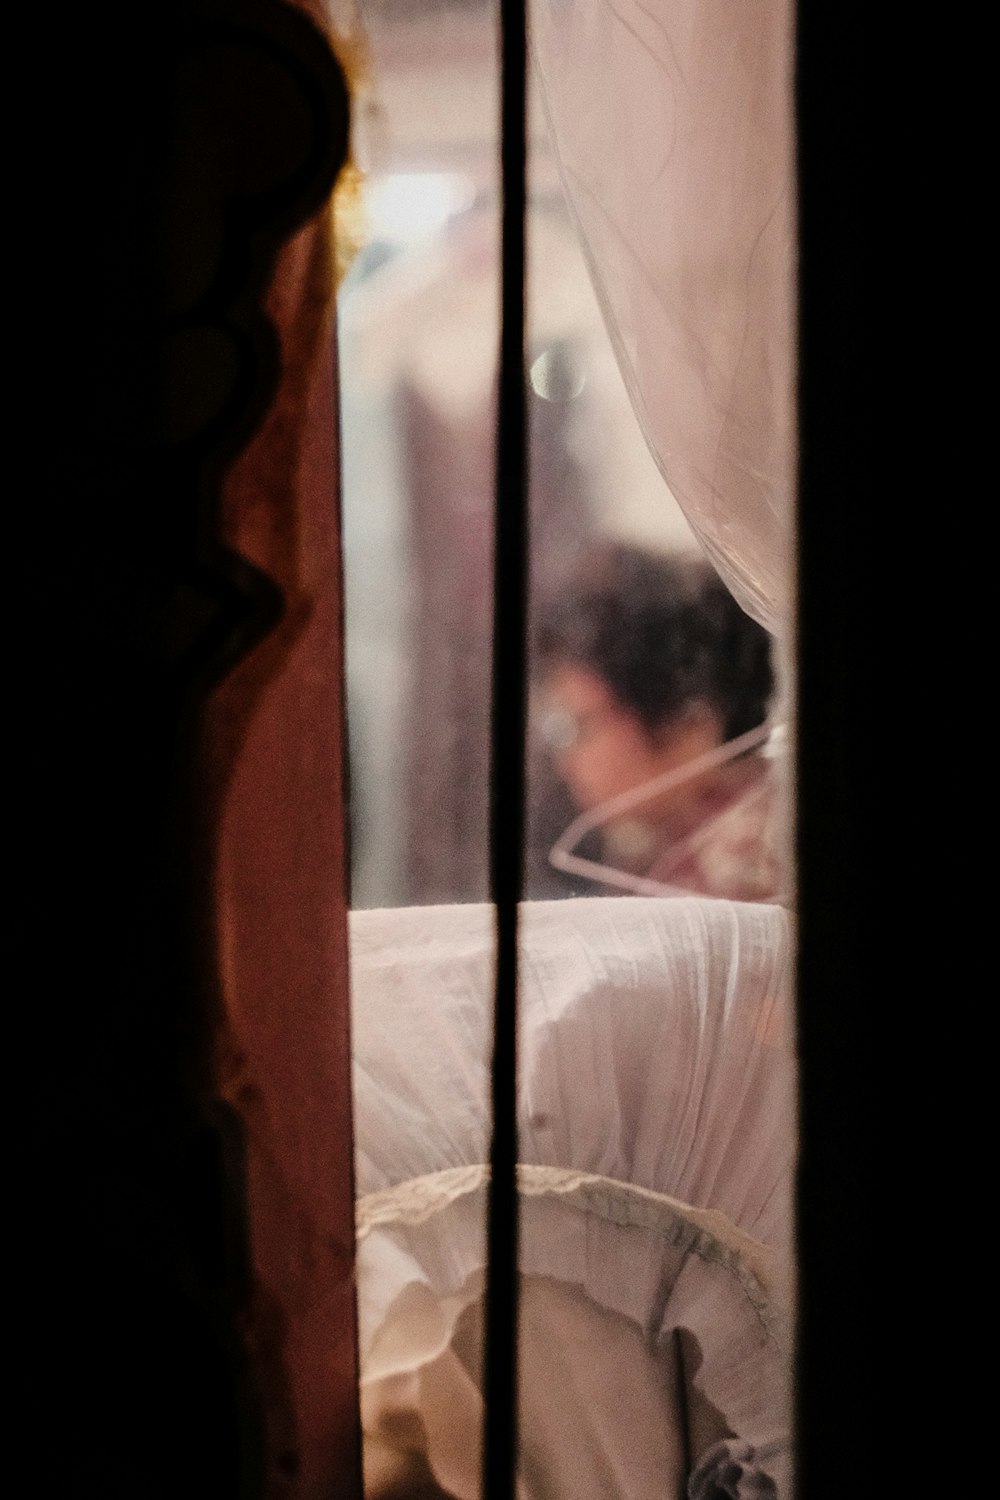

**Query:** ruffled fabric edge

left=357, top=1163, right=793, bottom=1499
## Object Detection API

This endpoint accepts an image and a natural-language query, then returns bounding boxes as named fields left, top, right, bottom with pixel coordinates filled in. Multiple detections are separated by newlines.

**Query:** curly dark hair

left=534, top=541, right=775, bottom=742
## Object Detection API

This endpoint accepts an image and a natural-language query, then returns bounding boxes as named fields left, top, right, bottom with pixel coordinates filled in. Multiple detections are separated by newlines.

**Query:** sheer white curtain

left=529, top=0, right=797, bottom=638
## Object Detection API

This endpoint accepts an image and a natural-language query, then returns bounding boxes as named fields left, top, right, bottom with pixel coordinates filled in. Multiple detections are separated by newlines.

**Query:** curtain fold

left=190, top=3, right=364, bottom=1493
left=529, top=0, right=797, bottom=636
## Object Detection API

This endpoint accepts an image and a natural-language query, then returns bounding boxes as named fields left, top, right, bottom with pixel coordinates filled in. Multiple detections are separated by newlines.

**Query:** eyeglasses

left=533, top=702, right=622, bottom=753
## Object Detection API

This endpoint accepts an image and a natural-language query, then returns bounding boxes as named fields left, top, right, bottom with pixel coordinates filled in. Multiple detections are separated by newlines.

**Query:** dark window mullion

left=483, top=0, right=529, bottom=1495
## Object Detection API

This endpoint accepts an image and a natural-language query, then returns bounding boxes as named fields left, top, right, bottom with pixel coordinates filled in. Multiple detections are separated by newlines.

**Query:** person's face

left=537, top=662, right=722, bottom=815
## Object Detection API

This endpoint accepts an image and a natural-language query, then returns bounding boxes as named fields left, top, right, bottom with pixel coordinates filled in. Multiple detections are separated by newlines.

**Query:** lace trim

left=356, top=1163, right=782, bottom=1338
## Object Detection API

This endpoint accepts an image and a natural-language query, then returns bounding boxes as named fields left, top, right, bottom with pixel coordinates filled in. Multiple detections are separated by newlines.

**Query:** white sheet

left=350, top=896, right=796, bottom=1497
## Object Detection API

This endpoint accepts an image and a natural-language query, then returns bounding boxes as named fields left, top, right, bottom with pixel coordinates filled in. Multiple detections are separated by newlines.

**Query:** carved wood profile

left=19, top=2, right=359, bottom=1495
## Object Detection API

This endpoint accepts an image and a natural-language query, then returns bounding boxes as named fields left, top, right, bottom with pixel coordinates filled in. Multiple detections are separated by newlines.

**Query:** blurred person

left=533, top=541, right=788, bottom=902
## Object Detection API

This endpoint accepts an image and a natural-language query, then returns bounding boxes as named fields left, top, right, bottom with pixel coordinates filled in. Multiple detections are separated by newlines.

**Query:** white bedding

left=350, top=896, right=796, bottom=1498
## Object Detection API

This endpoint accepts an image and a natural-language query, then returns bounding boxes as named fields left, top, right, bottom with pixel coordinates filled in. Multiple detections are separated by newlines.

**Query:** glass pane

left=339, top=0, right=501, bottom=909
left=339, top=1, right=797, bottom=1496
